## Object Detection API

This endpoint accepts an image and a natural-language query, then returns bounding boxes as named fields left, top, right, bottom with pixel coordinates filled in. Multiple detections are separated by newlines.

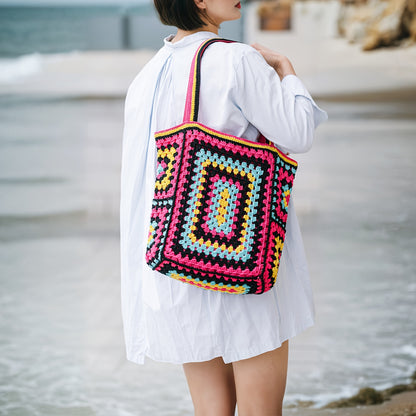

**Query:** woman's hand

left=251, top=43, right=296, bottom=81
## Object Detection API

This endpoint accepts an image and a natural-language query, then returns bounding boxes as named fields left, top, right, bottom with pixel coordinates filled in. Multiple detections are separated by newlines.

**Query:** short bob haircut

left=154, top=0, right=207, bottom=31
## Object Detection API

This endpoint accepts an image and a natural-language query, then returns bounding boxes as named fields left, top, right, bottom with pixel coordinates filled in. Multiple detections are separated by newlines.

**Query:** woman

left=120, top=0, right=328, bottom=414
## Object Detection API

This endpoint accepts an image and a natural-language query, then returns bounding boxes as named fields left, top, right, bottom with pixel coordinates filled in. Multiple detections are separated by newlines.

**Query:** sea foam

left=400, top=344, right=416, bottom=358
left=0, top=53, right=43, bottom=84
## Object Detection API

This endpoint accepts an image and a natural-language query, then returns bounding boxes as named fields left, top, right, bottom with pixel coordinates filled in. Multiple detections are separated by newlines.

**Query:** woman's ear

left=194, top=0, right=207, bottom=11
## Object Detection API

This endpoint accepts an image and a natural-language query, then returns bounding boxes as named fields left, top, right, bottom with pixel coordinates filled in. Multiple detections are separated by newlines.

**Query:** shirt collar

left=163, top=31, right=219, bottom=49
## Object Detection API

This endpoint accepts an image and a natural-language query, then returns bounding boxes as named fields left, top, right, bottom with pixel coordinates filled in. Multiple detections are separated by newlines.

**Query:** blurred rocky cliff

left=339, top=0, right=416, bottom=49
left=253, top=0, right=416, bottom=50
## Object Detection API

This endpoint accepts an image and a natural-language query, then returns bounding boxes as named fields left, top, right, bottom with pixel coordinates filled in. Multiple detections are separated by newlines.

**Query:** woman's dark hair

left=154, top=0, right=207, bottom=31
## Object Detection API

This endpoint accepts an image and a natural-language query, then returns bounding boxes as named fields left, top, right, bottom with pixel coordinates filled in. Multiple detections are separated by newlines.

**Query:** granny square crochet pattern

left=145, top=38, right=298, bottom=295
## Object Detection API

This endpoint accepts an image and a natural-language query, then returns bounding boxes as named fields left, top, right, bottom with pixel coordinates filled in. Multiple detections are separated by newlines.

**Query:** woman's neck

left=171, top=24, right=219, bottom=44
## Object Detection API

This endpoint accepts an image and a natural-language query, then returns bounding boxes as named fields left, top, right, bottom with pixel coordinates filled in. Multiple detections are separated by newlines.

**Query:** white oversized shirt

left=120, top=31, right=328, bottom=364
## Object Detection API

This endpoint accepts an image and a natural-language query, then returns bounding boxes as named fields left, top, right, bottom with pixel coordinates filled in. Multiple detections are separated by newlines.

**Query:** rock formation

left=255, top=0, right=416, bottom=49
left=338, top=0, right=416, bottom=49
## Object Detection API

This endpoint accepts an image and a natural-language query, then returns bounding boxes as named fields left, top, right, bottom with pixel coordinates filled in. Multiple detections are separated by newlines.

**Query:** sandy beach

left=0, top=30, right=415, bottom=415
left=1, top=31, right=416, bottom=99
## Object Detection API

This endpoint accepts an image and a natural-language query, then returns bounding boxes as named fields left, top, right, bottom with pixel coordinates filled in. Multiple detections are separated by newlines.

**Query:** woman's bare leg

left=183, top=356, right=236, bottom=416
left=232, top=340, right=289, bottom=416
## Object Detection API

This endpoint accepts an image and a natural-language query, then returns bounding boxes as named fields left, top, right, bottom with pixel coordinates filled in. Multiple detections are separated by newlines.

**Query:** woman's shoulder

left=204, top=39, right=268, bottom=70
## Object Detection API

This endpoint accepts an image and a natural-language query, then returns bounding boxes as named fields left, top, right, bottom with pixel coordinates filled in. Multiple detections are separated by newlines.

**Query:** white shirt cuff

left=281, top=74, right=329, bottom=127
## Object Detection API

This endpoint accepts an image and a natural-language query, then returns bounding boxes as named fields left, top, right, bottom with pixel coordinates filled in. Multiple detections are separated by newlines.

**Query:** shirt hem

left=125, top=315, right=315, bottom=366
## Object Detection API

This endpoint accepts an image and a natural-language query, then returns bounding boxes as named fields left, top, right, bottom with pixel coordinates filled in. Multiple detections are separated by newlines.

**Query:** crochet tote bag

left=145, top=38, right=298, bottom=295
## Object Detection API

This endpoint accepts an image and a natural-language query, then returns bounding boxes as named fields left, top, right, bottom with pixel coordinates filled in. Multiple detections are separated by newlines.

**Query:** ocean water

left=0, top=89, right=415, bottom=414
left=0, top=5, right=243, bottom=57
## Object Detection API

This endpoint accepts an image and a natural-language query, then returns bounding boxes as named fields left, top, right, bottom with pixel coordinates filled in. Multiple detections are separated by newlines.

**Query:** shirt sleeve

left=231, top=48, right=328, bottom=154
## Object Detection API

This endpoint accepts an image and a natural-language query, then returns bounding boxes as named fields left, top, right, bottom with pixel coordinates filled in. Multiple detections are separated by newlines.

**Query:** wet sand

left=286, top=391, right=416, bottom=415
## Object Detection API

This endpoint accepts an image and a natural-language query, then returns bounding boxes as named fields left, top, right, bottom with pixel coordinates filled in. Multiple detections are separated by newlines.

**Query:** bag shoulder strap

left=183, top=38, right=236, bottom=123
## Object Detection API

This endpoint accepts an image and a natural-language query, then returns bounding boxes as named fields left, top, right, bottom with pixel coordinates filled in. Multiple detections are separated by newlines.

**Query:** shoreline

left=0, top=35, right=416, bottom=100
left=284, top=374, right=416, bottom=414
left=1, top=80, right=415, bottom=104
